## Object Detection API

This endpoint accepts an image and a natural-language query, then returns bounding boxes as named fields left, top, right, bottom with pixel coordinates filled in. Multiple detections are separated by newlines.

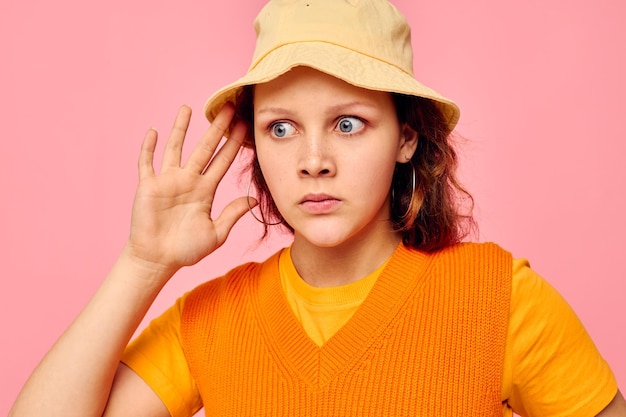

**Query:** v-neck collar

left=253, top=243, right=433, bottom=389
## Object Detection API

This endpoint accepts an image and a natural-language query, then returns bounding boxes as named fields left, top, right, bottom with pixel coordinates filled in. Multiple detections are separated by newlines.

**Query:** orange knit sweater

left=181, top=243, right=512, bottom=416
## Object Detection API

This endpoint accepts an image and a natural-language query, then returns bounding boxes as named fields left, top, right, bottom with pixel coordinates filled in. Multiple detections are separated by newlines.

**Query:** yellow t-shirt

left=122, top=248, right=617, bottom=417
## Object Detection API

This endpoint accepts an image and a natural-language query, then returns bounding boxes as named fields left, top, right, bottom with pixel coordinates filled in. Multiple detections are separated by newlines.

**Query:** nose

left=297, top=133, right=336, bottom=178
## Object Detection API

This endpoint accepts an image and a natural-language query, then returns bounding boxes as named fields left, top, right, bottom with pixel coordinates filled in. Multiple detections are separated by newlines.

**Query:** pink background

left=1, top=0, right=624, bottom=413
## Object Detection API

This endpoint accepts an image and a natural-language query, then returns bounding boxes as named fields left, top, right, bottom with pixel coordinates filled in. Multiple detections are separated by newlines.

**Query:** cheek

left=256, top=145, right=275, bottom=175
left=361, top=145, right=399, bottom=178
left=348, top=154, right=397, bottom=202
left=254, top=136, right=270, bottom=171
left=255, top=147, right=286, bottom=197
left=369, top=166, right=395, bottom=198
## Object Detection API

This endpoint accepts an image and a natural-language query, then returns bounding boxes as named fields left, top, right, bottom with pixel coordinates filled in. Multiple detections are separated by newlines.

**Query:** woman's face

left=253, top=67, right=417, bottom=250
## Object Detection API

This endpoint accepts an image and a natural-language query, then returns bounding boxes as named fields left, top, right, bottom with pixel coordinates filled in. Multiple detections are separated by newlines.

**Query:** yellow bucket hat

left=204, top=0, right=460, bottom=132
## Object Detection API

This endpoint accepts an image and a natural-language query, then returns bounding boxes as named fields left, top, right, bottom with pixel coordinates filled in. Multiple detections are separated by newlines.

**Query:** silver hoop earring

left=391, top=161, right=416, bottom=220
left=247, top=179, right=283, bottom=226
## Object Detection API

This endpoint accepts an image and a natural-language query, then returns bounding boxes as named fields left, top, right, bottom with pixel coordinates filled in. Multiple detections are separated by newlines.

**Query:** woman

left=10, top=0, right=625, bottom=416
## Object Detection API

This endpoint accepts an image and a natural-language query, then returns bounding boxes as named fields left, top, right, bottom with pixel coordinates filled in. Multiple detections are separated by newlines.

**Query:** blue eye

left=336, top=117, right=364, bottom=134
left=271, top=121, right=296, bottom=138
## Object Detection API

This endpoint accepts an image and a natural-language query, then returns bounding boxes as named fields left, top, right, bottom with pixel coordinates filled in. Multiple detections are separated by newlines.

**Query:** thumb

left=213, top=196, right=257, bottom=245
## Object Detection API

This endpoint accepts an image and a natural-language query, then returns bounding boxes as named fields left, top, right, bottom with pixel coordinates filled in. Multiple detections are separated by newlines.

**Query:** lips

left=299, top=193, right=341, bottom=214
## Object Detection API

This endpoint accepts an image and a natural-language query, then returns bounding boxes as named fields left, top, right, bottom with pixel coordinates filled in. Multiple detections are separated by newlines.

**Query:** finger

left=162, top=105, right=192, bottom=169
left=212, top=196, right=255, bottom=247
left=200, top=118, right=247, bottom=188
left=138, top=128, right=157, bottom=180
left=184, top=102, right=236, bottom=174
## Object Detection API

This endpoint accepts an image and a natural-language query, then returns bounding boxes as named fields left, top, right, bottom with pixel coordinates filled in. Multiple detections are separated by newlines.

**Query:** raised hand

left=126, top=103, right=253, bottom=275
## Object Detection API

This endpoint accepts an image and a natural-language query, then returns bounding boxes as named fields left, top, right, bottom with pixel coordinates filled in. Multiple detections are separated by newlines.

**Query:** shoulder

left=183, top=249, right=284, bottom=312
left=430, top=241, right=512, bottom=261
left=425, top=242, right=513, bottom=282
left=505, top=258, right=618, bottom=416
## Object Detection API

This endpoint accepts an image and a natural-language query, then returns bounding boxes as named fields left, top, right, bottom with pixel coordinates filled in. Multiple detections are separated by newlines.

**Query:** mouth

left=299, top=193, right=341, bottom=214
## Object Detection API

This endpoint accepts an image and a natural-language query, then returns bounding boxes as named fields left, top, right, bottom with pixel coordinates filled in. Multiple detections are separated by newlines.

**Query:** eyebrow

left=256, top=106, right=296, bottom=117
left=326, top=100, right=379, bottom=114
left=256, top=100, right=379, bottom=117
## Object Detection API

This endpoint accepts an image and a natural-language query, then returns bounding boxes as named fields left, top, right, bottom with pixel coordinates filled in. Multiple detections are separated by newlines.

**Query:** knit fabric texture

left=181, top=242, right=512, bottom=416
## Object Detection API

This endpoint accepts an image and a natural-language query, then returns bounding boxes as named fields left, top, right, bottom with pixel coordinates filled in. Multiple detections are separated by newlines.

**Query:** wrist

left=115, top=243, right=179, bottom=290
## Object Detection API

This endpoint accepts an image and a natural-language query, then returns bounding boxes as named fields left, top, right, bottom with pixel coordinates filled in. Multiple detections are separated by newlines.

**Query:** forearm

left=9, top=246, right=174, bottom=417
left=10, top=104, right=248, bottom=417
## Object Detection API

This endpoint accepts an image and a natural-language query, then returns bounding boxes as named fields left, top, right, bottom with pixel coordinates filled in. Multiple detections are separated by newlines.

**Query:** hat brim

left=204, top=41, right=460, bottom=133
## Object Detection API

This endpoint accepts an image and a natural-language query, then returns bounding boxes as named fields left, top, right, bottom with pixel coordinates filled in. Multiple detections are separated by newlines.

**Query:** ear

left=396, top=123, right=418, bottom=163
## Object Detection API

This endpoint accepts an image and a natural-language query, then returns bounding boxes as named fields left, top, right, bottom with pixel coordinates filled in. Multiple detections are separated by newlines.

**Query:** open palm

left=127, top=104, right=252, bottom=273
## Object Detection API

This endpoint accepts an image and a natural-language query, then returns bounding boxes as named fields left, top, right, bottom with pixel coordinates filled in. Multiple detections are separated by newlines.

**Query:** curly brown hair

left=233, top=85, right=476, bottom=252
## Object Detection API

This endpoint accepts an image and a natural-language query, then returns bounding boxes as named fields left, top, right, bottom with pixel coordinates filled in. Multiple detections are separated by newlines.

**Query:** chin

left=292, top=225, right=345, bottom=247
left=299, top=234, right=347, bottom=249
left=291, top=215, right=389, bottom=249
left=294, top=223, right=366, bottom=250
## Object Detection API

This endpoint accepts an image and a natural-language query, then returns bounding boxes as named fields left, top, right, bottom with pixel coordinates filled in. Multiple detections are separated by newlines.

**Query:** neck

left=290, top=231, right=402, bottom=287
